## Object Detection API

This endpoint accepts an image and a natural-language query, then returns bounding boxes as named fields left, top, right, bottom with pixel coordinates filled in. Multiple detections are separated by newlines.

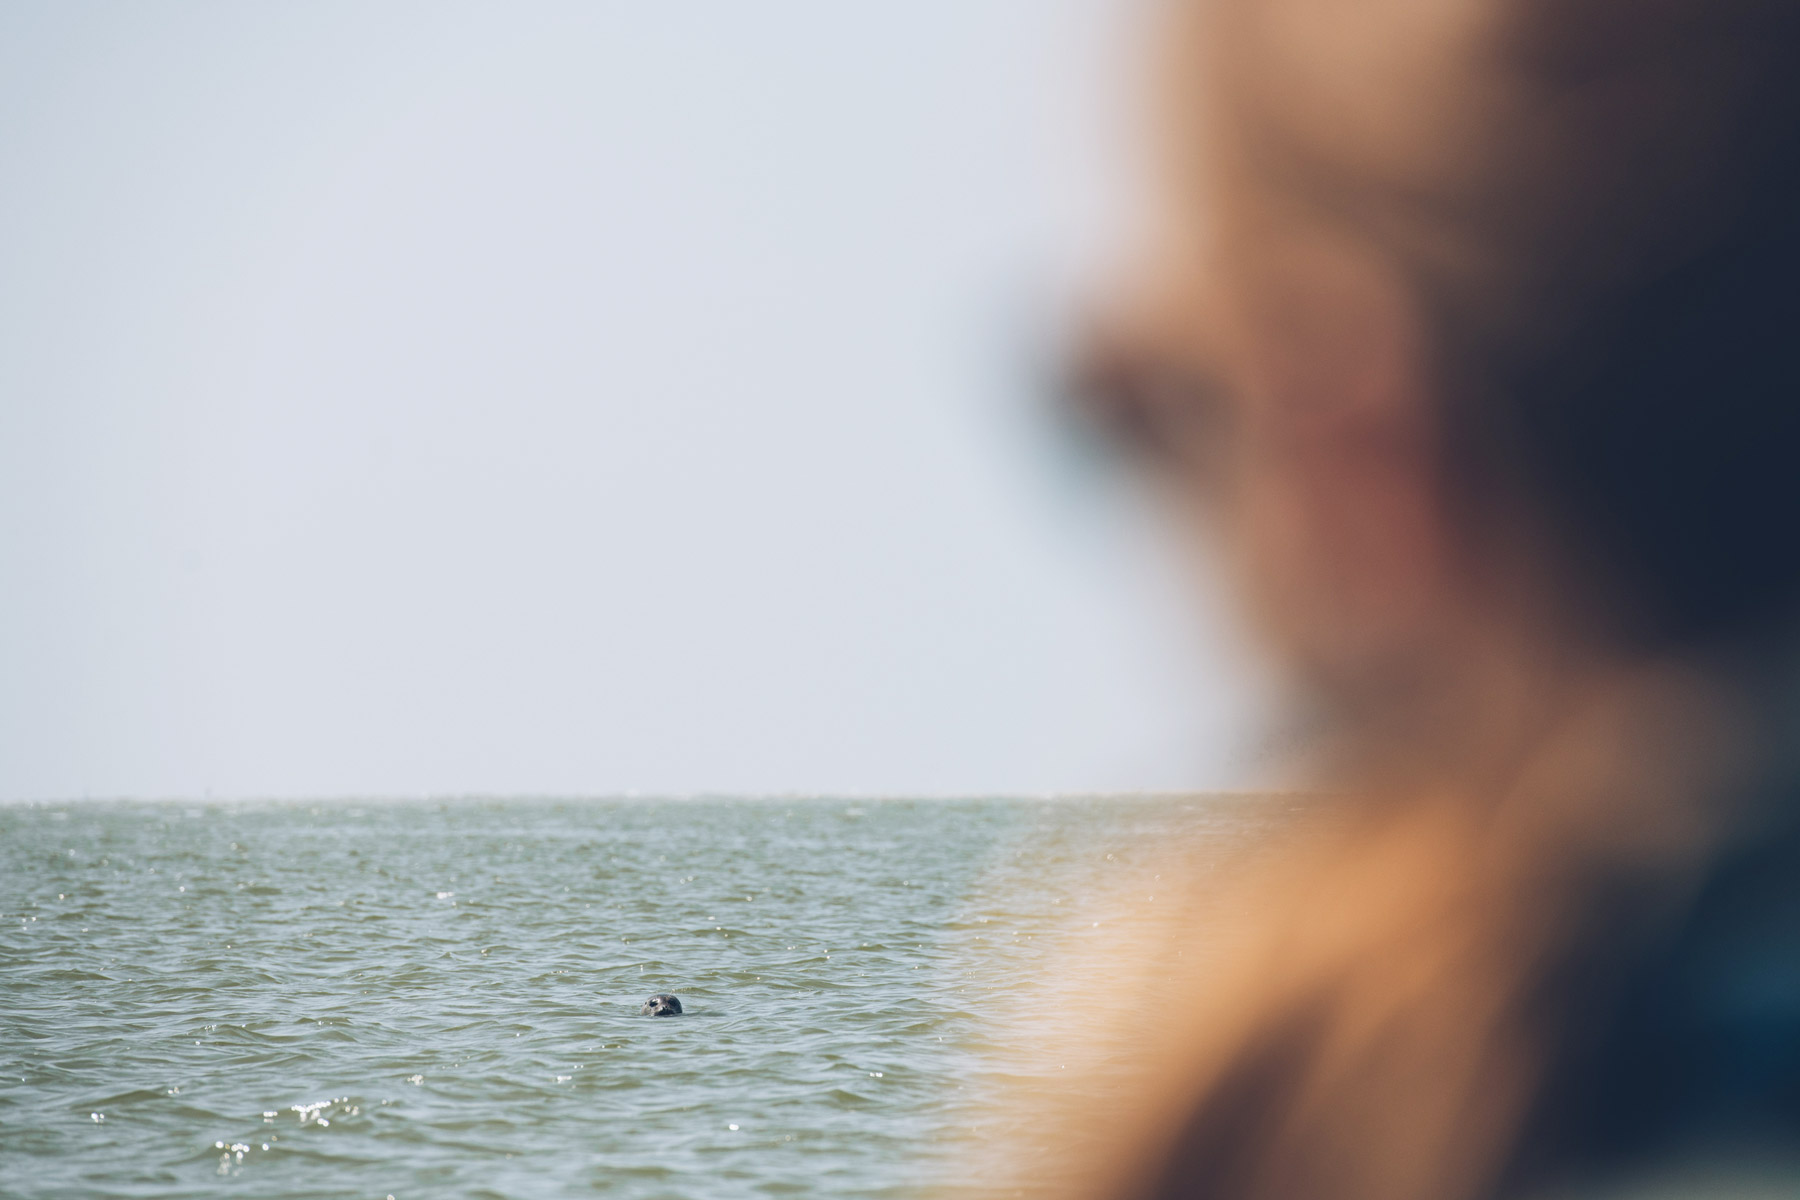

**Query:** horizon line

left=1, top=789, right=1294, bottom=806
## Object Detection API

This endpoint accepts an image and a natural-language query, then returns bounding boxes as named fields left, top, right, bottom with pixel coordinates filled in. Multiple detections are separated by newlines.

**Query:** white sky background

left=0, top=1, right=1266, bottom=800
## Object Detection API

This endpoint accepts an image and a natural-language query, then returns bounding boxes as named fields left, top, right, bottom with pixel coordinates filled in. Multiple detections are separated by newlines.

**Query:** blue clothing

left=1504, top=806, right=1800, bottom=1193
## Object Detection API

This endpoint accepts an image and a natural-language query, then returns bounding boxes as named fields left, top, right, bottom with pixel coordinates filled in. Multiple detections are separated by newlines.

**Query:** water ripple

left=0, top=795, right=1280, bottom=1198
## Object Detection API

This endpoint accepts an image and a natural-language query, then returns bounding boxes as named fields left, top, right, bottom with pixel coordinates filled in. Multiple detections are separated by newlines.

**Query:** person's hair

left=1425, top=3, right=1800, bottom=648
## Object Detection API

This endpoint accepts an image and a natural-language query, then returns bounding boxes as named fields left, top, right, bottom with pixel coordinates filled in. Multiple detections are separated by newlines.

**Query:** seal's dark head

left=642, top=993, right=683, bottom=1017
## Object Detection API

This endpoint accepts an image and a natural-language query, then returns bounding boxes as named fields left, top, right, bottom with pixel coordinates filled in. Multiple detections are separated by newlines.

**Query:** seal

left=641, top=993, right=683, bottom=1016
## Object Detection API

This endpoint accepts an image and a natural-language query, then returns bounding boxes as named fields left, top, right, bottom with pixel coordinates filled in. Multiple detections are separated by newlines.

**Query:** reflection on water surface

left=0, top=796, right=1284, bottom=1198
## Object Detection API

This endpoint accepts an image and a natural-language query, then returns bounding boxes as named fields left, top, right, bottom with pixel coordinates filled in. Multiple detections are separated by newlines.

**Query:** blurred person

left=1036, top=0, right=1800, bottom=1197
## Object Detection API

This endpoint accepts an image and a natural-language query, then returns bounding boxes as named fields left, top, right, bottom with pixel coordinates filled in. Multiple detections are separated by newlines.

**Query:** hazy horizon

left=3, top=788, right=1283, bottom=805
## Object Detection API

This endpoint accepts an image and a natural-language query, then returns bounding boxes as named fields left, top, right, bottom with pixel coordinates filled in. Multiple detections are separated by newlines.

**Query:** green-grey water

left=0, top=797, right=1282, bottom=1199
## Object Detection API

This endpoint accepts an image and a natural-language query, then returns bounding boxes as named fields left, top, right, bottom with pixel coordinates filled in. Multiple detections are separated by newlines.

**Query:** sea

left=0, top=796, right=1289, bottom=1199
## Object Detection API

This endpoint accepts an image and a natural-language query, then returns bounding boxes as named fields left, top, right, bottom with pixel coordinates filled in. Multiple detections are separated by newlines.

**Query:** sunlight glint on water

left=0, top=797, right=1283, bottom=1198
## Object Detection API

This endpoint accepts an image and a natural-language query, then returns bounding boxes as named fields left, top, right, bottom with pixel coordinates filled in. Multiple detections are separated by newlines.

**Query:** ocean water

left=0, top=797, right=1285, bottom=1199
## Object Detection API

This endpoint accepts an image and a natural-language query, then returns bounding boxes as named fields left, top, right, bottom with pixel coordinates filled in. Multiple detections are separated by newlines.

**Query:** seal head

left=642, top=993, right=683, bottom=1016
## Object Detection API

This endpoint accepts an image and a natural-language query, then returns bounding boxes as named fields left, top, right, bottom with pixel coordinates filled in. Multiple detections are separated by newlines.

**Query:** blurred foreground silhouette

left=1005, top=1, right=1800, bottom=1197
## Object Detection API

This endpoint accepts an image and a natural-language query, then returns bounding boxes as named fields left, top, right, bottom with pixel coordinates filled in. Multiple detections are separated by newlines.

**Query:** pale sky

left=0, top=1, right=1266, bottom=800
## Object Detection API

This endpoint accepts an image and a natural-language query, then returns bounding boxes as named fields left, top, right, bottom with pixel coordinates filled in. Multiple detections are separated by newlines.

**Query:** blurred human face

left=1083, top=0, right=1482, bottom=716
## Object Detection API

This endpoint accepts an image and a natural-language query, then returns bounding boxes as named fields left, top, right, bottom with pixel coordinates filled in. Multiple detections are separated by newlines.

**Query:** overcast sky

left=0, top=1, right=1266, bottom=800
